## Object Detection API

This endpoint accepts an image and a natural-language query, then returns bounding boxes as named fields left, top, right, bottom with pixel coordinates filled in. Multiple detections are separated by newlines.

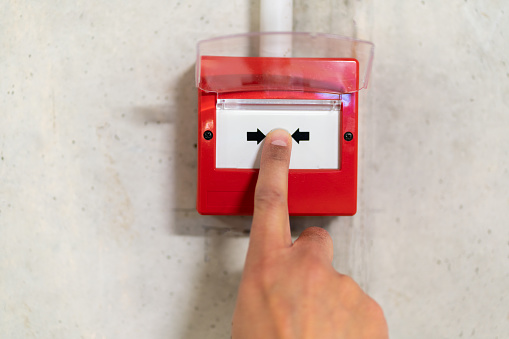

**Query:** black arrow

left=292, top=128, right=310, bottom=144
left=247, top=129, right=266, bottom=144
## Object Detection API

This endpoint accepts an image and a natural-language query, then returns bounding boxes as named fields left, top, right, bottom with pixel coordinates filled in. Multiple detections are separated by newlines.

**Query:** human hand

left=232, top=129, right=388, bottom=339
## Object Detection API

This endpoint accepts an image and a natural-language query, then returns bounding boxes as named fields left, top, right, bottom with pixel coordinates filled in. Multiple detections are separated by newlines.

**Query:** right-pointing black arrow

left=247, top=128, right=266, bottom=144
left=292, top=128, right=310, bottom=144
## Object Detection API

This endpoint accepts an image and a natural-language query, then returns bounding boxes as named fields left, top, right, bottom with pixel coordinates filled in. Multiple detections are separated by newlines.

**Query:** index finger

left=248, top=129, right=293, bottom=255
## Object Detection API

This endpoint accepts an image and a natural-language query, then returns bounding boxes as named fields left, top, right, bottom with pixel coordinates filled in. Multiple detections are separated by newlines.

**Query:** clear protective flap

left=196, top=32, right=374, bottom=94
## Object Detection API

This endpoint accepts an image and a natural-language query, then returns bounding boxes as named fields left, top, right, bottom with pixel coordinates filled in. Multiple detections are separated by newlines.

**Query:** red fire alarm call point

left=196, top=33, right=374, bottom=216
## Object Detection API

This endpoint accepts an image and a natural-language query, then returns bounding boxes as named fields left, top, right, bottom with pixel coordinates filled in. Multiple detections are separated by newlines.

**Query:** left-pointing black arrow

left=292, top=128, right=310, bottom=144
left=247, top=129, right=266, bottom=144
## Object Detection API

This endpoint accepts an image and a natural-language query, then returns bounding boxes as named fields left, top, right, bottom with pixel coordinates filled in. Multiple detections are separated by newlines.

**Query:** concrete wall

left=1, top=1, right=508, bottom=338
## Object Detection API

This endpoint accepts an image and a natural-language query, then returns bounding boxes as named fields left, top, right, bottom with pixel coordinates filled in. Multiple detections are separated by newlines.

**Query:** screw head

left=203, top=130, right=213, bottom=140
left=344, top=132, right=353, bottom=141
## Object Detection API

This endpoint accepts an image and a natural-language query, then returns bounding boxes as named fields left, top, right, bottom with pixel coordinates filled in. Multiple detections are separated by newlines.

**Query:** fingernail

left=270, top=129, right=289, bottom=147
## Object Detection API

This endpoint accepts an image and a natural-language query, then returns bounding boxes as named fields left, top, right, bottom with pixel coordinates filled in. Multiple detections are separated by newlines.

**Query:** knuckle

left=337, top=274, right=358, bottom=288
left=364, top=297, right=386, bottom=321
left=360, top=298, right=389, bottom=336
left=336, top=274, right=363, bottom=298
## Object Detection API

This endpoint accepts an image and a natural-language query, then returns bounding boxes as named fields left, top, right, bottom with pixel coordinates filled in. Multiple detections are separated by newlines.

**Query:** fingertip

left=267, top=128, right=292, bottom=147
left=267, top=129, right=291, bottom=147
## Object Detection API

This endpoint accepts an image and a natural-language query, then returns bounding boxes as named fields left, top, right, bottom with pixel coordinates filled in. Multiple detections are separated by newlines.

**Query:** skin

left=232, top=129, right=389, bottom=339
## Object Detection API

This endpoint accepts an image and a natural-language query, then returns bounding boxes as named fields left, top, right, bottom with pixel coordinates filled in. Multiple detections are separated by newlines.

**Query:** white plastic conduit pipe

left=260, top=0, right=293, bottom=57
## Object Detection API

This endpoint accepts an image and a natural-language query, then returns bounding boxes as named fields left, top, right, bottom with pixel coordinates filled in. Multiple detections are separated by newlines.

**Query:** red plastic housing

left=197, top=56, right=359, bottom=216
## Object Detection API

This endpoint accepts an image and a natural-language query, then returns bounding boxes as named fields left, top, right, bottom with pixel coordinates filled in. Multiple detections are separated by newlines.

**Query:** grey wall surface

left=1, top=1, right=508, bottom=338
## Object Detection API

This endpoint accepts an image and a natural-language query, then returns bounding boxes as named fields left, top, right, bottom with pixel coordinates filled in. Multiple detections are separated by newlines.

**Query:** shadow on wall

left=169, top=65, right=255, bottom=236
left=171, top=65, right=250, bottom=338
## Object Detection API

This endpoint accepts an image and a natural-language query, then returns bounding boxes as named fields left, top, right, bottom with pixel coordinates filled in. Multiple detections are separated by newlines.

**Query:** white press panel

left=215, top=99, right=340, bottom=169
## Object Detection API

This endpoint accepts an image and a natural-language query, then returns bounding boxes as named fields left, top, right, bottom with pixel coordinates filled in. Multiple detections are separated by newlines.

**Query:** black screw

left=203, top=130, right=213, bottom=140
left=344, top=132, right=353, bottom=141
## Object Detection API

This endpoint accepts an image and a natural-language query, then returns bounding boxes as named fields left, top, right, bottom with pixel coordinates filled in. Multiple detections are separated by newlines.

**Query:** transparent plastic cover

left=196, top=32, right=374, bottom=94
